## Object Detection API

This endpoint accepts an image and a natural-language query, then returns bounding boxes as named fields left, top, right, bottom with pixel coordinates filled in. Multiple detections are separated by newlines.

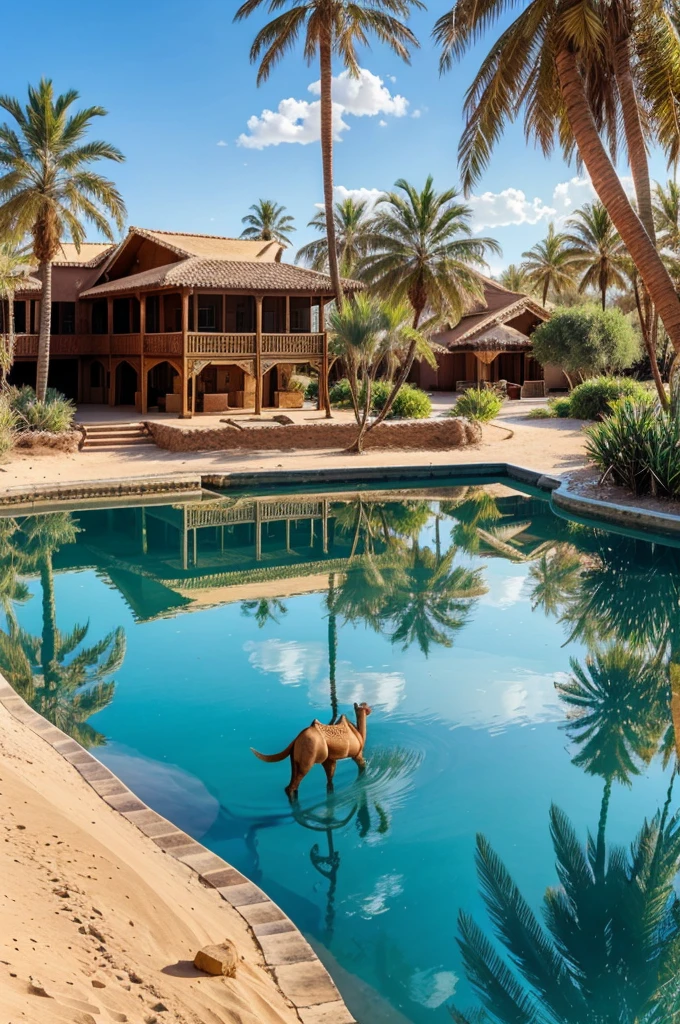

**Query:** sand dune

left=0, top=701, right=300, bottom=1024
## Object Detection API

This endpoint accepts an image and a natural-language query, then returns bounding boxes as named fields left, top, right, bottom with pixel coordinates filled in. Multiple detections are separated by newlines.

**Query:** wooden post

left=222, top=293, right=226, bottom=334
left=193, top=528, right=197, bottom=566
left=286, top=519, right=291, bottom=553
left=285, top=295, right=290, bottom=334
left=255, top=294, right=263, bottom=415
left=181, top=289, right=190, bottom=418
left=322, top=499, right=328, bottom=553
left=139, top=293, right=147, bottom=415
left=159, top=294, right=165, bottom=333
left=319, top=298, right=329, bottom=414
left=193, top=291, right=199, bottom=334
left=255, top=500, right=262, bottom=561
left=107, top=297, right=114, bottom=405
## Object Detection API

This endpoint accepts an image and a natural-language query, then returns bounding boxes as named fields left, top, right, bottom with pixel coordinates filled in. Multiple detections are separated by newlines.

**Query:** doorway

left=115, top=361, right=138, bottom=406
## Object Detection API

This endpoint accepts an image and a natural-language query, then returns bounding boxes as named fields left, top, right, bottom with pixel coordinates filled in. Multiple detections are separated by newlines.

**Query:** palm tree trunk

left=365, top=306, right=423, bottom=434
left=542, top=280, right=549, bottom=308
left=319, top=30, right=343, bottom=313
left=595, top=776, right=612, bottom=881
left=614, top=37, right=655, bottom=242
left=37, top=261, right=52, bottom=401
left=346, top=370, right=373, bottom=453
left=556, top=48, right=680, bottom=355
left=633, top=279, right=668, bottom=406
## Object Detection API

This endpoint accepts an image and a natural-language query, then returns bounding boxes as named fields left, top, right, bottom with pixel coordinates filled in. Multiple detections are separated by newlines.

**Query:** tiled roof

left=80, top=257, right=361, bottom=297
left=13, top=274, right=43, bottom=294
left=53, top=242, right=116, bottom=267
left=129, top=228, right=284, bottom=262
left=438, top=279, right=548, bottom=349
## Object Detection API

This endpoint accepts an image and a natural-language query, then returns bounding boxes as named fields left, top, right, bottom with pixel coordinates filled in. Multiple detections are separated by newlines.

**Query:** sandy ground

left=2, top=412, right=589, bottom=491
left=0, top=701, right=301, bottom=1024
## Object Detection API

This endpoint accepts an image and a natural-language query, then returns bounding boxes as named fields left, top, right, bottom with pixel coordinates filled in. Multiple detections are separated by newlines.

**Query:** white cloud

left=551, top=174, right=634, bottom=223
left=468, top=187, right=556, bottom=230
left=238, top=68, right=408, bottom=149
left=216, top=140, right=228, bottom=147
left=411, top=109, right=422, bottom=119
left=410, top=969, right=458, bottom=1009
left=330, top=184, right=385, bottom=214
left=310, top=662, right=406, bottom=713
left=379, top=119, right=388, bottom=127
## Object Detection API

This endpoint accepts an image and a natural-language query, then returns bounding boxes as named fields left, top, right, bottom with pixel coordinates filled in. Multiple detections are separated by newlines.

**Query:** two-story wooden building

left=8, top=227, right=359, bottom=416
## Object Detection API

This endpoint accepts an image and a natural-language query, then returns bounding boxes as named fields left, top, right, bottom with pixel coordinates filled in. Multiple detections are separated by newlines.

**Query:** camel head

left=354, top=701, right=372, bottom=717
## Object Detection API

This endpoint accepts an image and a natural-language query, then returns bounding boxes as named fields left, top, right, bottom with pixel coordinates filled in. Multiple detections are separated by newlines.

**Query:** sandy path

left=2, top=417, right=588, bottom=492
left=0, top=701, right=300, bottom=1024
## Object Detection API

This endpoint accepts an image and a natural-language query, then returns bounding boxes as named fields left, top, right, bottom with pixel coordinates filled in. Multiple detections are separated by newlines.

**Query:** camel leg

left=353, top=755, right=366, bottom=775
left=285, top=758, right=309, bottom=801
left=322, top=759, right=337, bottom=792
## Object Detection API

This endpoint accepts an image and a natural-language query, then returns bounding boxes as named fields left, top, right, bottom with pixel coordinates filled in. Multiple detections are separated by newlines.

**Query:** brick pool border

left=0, top=672, right=356, bottom=1024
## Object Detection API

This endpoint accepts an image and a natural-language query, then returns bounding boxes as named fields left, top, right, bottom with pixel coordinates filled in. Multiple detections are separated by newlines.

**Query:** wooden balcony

left=186, top=332, right=325, bottom=358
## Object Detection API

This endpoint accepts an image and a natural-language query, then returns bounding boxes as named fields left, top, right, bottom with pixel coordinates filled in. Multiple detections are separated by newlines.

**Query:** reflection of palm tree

left=443, top=489, right=503, bottom=555
left=387, top=544, right=486, bottom=656
left=0, top=511, right=125, bottom=748
left=326, top=573, right=338, bottom=723
left=450, top=799, right=680, bottom=1023
left=529, top=544, right=583, bottom=616
left=241, top=597, right=288, bottom=629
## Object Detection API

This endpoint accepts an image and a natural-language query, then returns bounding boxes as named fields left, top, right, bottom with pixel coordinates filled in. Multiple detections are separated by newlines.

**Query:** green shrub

left=531, top=305, right=639, bottom=378
left=389, top=383, right=431, bottom=419
left=305, top=379, right=319, bottom=401
left=9, top=385, right=76, bottom=433
left=453, top=387, right=503, bottom=422
left=329, top=378, right=354, bottom=407
left=287, top=378, right=306, bottom=393
left=584, top=398, right=665, bottom=495
left=551, top=396, right=573, bottom=418
left=525, top=406, right=554, bottom=419
left=0, top=396, right=16, bottom=455
left=568, top=376, right=651, bottom=420
left=366, top=380, right=391, bottom=409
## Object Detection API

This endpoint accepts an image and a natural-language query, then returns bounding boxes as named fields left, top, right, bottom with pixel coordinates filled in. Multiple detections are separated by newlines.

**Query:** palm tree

left=359, top=176, right=500, bottom=424
left=0, top=79, right=125, bottom=400
left=520, top=225, right=576, bottom=307
left=528, top=543, right=583, bottom=616
left=433, top=0, right=680, bottom=358
left=296, top=197, right=374, bottom=276
left=450, top=801, right=680, bottom=1023
left=498, top=264, right=530, bottom=293
left=235, top=0, right=423, bottom=311
left=563, top=201, right=628, bottom=309
left=240, top=199, right=295, bottom=246
left=653, top=179, right=680, bottom=255
left=0, top=236, right=31, bottom=378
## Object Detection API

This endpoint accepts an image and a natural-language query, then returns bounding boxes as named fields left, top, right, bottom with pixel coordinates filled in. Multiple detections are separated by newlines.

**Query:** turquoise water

left=2, top=482, right=680, bottom=1022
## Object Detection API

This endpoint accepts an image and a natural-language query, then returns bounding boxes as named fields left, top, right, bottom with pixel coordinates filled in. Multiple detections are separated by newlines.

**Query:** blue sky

left=2, top=0, right=673, bottom=270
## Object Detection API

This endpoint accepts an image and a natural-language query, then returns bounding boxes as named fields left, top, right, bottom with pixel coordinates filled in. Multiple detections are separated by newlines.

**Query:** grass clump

left=551, top=396, right=573, bottom=418
left=585, top=396, right=680, bottom=497
left=329, top=378, right=431, bottom=418
left=568, top=376, right=651, bottom=420
left=0, top=395, right=16, bottom=455
left=10, top=385, right=76, bottom=433
left=453, top=387, right=503, bottom=422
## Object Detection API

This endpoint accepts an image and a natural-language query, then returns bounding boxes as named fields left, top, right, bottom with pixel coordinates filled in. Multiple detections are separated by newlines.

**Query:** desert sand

left=0, top=699, right=302, bottom=1024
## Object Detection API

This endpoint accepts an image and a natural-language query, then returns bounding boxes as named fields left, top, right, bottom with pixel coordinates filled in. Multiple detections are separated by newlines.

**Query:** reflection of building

left=42, top=486, right=564, bottom=621
left=7, top=228, right=360, bottom=415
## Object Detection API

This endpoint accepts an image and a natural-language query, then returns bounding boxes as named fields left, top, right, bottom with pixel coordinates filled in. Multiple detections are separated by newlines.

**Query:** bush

left=9, top=386, right=76, bottom=433
left=388, top=383, right=431, bottom=419
left=531, top=305, right=639, bottom=379
left=568, top=376, right=651, bottom=420
left=525, top=406, right=554, bottom=419
left=550, top=396, right=573, bottom=418
left=0, top=396, right=16, bottom=455
left=287, top=378, right=306, bottom=393
left=453, top=387, right=503, bottom=422
left=329, top=378, right=354, bottom=407
left=305, top=379, right=319, bottom=401
left=584, top=397, right=680, bottom=496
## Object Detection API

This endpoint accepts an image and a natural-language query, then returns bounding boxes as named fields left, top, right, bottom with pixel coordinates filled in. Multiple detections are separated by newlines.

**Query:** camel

left=252, top=702, right=372, bottom=799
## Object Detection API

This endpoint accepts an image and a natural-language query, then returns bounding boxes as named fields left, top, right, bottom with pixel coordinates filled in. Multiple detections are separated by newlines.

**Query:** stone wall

left=147, top=417, right=481, bottom=454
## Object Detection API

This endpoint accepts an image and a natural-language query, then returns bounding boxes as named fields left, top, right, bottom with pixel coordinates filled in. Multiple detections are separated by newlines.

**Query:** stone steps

left=80, top=422, right=155, bottom=451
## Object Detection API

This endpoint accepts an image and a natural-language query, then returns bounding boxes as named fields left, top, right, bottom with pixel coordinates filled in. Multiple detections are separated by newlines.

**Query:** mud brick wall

left=147, top=417, right=481, bottom=453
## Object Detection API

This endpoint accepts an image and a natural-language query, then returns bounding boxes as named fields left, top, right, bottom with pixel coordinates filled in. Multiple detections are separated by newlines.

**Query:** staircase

left=80, top=421, right=156, bottom=451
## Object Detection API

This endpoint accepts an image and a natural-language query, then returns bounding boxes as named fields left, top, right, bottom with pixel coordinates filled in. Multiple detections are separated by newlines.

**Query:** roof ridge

left=130, top=226, right=280, bottom=245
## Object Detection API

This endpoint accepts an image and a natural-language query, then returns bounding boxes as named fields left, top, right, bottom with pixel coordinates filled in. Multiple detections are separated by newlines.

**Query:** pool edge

left=3, top=462, right=680, bottom=540
left=0, top=672, right=357, bottom=1024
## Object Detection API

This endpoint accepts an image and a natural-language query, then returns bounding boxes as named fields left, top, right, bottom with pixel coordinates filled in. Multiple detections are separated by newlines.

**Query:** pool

left=2, top=480, right=679, bottom=1022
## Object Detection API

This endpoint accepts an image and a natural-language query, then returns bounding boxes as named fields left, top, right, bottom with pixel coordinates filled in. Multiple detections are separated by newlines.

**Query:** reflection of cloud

left=244, top=639, right=324, bottom=687
left=450, top=670, right=567, bottom=734
left=410, top=968, right=458, bottom=1008
left=350, top=873, right=404, bottom=918
left=479, top=574, right=526, bottom=609
left=311, top=661, right=405, bottom=712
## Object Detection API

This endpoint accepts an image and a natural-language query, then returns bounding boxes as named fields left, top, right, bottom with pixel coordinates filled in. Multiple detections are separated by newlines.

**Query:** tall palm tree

left=450, top=801, right=680, bottom=1023
left=521, top=225, right=576, bottom=307
left=234, top=0, right=423, bottom=311
left=0, top=79, right=125, bottom=400
left=653, top=179, right=680, bottom=255
left=240, top=199, right=295, bottom=246
left=498, top=264, right=530, bottom=293
left=433, top=0, right=680, bottom=358
left=296, top=197, right=373, bottom=276
left=359, top=176, right=500, bottom=424
left=563, top=201, right=628, bottom=309
left=0, top=236, right=31, bottom=378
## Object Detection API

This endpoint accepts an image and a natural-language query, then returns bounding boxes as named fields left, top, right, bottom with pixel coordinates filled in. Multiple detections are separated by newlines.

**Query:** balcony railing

left=187, top=332, right=325, bottom=357
left=263, top=333, right=325, bottom=356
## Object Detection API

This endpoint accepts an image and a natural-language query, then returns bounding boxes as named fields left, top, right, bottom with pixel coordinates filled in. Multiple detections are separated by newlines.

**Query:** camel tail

left=251, top=741, right=294, bottom=763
